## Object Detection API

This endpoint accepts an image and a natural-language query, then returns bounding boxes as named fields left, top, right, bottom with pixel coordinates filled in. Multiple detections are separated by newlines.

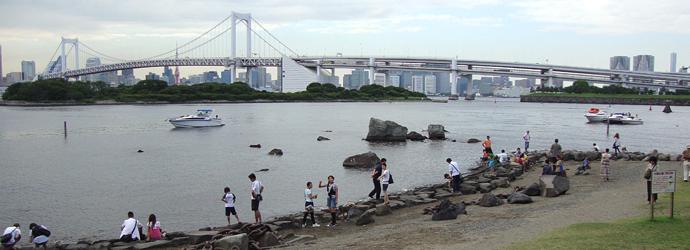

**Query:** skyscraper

left=388, top=75, right=401, bottom=87
left=121, top=69, right=135, bottom=85
left=162, top=66, right=174, bottom=85
left=84, top=57, right=103, bottom=82
left=633, top=55, right=655, bottom=72
left=424, top=74, right=437, bottom=94
left=0, top=45, right=3, bottom=85
left=609, top=56, right=631, bottom=71
left=221, top=69, right=232, bottom=84
left=21, top=60, right=36, bottom=81
left=412, top=75, right=424, bottom=93
left=670, top=52, right=677, bottom=73
left=343, top=69, right=369, bottom=89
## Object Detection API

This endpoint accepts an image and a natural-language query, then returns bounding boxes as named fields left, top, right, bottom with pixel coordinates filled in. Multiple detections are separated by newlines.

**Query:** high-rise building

left=412, top=75, right=424, bottom=93
left=670, top=52, right=677, bottom=73
left=343, top=69, right=369, bottom=89
left=220, top=69, right=232, bottom=84
left=162, top=66, right=174, bottom=85
left=21, top=60, right=35, bottom=81
left=5, top=72, right=23, bottom=84
left=424, top=74, right=437, bottom=94
left=434, top=72, right=450, bottom=94
left=84, top=57, right=104, bottom=82
left=373, top=73, right=386, bottom=85
left=0, top=45, right=3, bottom=85
left=121, top=69, right=135, bottom=85
left=204, top=71, right=219, bottom=83
left=388, top=75, right=401, bottom=88
left=145, top=72, right=160, bottom=80
left=633, top=55, right=655, bottom=72
left=609, top=56, right=631, bottom=71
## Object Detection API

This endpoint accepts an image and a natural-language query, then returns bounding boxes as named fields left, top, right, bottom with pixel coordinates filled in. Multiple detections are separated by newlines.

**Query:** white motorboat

left=620, top=116, right=643, bottom=125
left=606, top=113, right=627, bottom=124
left=168, top=109, right=224, bottom=128
left=584, top=108, right=608, bottom=122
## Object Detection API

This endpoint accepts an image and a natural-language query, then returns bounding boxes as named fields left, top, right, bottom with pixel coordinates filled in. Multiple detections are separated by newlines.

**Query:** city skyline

left=1, top=0, right=689, bottom=77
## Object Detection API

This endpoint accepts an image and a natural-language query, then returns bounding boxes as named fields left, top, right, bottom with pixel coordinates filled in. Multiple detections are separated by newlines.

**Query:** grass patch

left=507, top=176, right=690, bottom=250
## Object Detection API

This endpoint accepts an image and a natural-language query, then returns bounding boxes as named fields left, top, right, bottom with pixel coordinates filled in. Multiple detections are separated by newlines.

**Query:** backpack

left=1, top=228, right=16, bottom=243
left=388, top=173, right=394, bottom=184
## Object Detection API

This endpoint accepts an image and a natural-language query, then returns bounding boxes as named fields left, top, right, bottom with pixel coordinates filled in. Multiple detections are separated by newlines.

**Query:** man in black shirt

left=368, top=158, right=385, bottom=200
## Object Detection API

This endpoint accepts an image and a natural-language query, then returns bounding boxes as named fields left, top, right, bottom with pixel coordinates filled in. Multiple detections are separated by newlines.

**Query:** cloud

left=512, top=0, right=690, bottom=34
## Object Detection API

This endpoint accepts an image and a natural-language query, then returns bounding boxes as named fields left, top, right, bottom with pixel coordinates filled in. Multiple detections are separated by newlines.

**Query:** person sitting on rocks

left=554, top=157, right=566, bottom=177
left=593, top=143, right=600, bottom=152
left=576, top=158, right=590, bottom=175
left=119, top=211, right=143, bottom=242
left=542, top=158, right=555, bottom=176
left=497, top=149, right=510, bottom=167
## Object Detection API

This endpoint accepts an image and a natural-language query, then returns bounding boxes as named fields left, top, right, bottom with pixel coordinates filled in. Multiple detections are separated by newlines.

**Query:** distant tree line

left=534, top=80, right=690, bottom=95
left=1, top=79, right=426, bottom=102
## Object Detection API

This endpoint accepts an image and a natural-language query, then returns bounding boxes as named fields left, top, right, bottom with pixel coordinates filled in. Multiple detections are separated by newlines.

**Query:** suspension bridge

left=38, top=12, right=690, bottom=95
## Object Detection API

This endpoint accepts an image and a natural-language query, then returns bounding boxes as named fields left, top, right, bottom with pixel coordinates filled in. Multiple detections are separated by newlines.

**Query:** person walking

left=644, top=156, right=658, bottom=203
left=368, top=159, right=383, bottom=200
left=302, top=182, right=320, bottom=228
left=600, top=148, right=611, bottom=181
left=248, top=173, right=264, bottom=224
left=221, top=187, right=241, bottom=225
left=483, top=136, right=493, bottom=154
left=318, top=175, right=338, bottom=228
left=523, top=130, right=530, bottom=152
left=28, top=223, right=50, bottom=249
left=612, top=133, right=621, bottom=157
left=1, top=224, right=21, bottom=250
left=119, top=212, right=143, bottom=242
left=550, top=139, right=562, bottom=158
left=447, top=158, right=461, bottom=193
left=146, top=214, right=165, bottom=241
left=682, top=145, right=690, bottom=182
left=379, top=161, right=392, bottom=205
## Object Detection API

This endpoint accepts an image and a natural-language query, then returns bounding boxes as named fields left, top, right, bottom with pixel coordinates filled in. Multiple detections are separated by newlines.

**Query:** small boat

left=168, top=109, right=224, bottom=128
left=584, top=108, right=608, bottom=122
left=620, top=116, right=643, bottom=125
left=606, top=113, right=627, bottom=124
left=465, top=93, right=476, bottom=100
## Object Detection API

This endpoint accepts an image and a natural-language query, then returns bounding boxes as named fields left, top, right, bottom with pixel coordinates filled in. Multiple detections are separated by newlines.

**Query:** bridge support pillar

left=316, top=60, right=321, bottom=81
left=464, top=74, right=473, bottom=97
left=368, top=58, right=375, bottom=85
left=450, top=59, right=458, bottom=100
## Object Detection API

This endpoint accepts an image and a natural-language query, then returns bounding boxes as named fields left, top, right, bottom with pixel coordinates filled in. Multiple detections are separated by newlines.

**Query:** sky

left=1, top=0, right=689, bottom=78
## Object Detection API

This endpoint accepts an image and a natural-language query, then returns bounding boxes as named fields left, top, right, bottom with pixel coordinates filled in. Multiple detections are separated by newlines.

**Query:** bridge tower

left=230, top=12, right=252, bottom=83
left=60, top=37, right=80, bottom=73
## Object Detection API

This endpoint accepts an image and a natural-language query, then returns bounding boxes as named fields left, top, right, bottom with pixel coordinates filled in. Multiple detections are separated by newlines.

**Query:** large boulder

left=427, top=124, right=446, bottom=140
left=343, top=152, right=380, bottom=168
left=539, top=175, right=570, bottom=197
left=365, top=118, right=408, bottom=142
left=213, top=234, right=249, bottom=250
left=258, top=232, right=280, bottom=248
left=406, top=131, right=427, bottom=141
left=478, top=193, right=504, bottom=207
left=585, top=151, right=601, bottom=161
left=356, top=209, right=375, bottom=225
left=562, top=150, right=576, bottom=161
left=431, top=199, right=467, bottom=221
left=507, top=192, right=533, bottom=204
left=459, top=184, right=478, bottom=194
left=133, top=240, right=173, bottom=250
left=375, top=204, right=392, bottom=216
left=522, top=183, right=541, bottom=196
left=574, top=151, right=586, bottom=161
left=185, top=231, right=219, bottom=244
left=479, top=183, right=494, bottom=193
left=268, top=148, right=283, bottom=156
left=491, top=178, right=510, bottom=188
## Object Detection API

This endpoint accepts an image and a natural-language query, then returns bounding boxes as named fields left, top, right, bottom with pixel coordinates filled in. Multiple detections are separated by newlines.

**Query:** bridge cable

left=251, top=18, right=299, bottom=57
left=141, top=14, right=233, bottom=60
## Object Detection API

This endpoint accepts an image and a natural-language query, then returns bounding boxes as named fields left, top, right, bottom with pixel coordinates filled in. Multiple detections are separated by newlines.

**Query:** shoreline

left=0, top=99, right=431, bottom=107
left=520, top=94, right=690, bottom=106
left=16, top=148, right=682, bottom=249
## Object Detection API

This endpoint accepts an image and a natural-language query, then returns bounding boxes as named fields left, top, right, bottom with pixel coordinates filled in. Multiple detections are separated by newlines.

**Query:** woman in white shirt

left=379, top=161, right=391, bottom=205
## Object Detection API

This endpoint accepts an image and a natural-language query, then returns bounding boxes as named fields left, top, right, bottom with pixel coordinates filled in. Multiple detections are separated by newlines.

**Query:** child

left=443, top=173, right=452, bottom=190
left=221, top=187, right=241, bottom=225
left=302, top=182, right=319, bottom=228
left=542, top=158, right=554, bottom=176
left=576, top=158, right=590, bottom=175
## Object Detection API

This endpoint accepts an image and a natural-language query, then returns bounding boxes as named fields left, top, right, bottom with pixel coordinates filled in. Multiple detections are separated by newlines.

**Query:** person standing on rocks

left=612, top=133, right=621, bottom=158
left=644, top=156, right=658, bottom=203
left=483, top=136, right=493, bottom=154
left=600, top=148, right=611, bottom=181
left=302, top=182, right=320, bottom=228
left=368, top=159, right=383, bottom=201
left=682, top=145, right=690, bottom=182
left=221, top=187, right=241, bottom=225
left=319, top=175, right=339, bottom=228
left=249, top=173, right=264, bottom=224
left=523, top=130, right=530, bottom=152
left=379, top=161, right=392, bottom=205
left=550, top=139, right=562, bottom=158
left=447, top=158, right=461, bottom=192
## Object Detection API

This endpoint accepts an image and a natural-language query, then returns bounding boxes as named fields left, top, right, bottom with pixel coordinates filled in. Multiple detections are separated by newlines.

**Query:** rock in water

left=431, top=199, right=466, bottom=221
left=356, top=209, right=376, bottom=225
left=478, top=193, right=504, bottom=207
left=342, top=152, right=380, bottom=168
left=427, top=124, right=446, bottom=140
left=268, top=148, right=283, bottom=156
left=522, top=183, right=541, bottom=196
left=365, top=117, right=408, bottom=142
left=213, top=233, right=248, bottom=250
left=663, top=104, right=672, bottom=113
left=507, top=192, right=533, bottom=204
left=539, top=175, right=570, bottom=197
left=317, top=136, right=330, bottom=141
left=406, top=131, right=427, bottom=141
left=467, top=138, right=481, bottom=143
left=249, top=144, right=261, bottom=148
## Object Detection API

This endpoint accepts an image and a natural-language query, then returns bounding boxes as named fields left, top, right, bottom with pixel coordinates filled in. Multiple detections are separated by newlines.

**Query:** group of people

left=2, top=223, right=51, bottom=250
left=118, top=212, right=165, bottom=243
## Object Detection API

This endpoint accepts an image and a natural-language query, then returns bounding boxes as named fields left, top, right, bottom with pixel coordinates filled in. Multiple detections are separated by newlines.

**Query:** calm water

left=1, top=99, right=688, bottom=241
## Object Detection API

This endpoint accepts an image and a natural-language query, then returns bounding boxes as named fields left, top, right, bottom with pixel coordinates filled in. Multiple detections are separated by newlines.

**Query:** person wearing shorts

left=249, top=173, right=264, bottom=224
left=302, top=182, right=320, bottom=228
left=379, top=160, right=391, bottom=205
left=319, top=175, right=338, bottom=227
left=221, top=187, right=240, bottom=225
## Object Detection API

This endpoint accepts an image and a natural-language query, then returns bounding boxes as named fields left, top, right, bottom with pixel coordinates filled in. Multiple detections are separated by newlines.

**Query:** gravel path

left=281, top=160, right=668, bottom=250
